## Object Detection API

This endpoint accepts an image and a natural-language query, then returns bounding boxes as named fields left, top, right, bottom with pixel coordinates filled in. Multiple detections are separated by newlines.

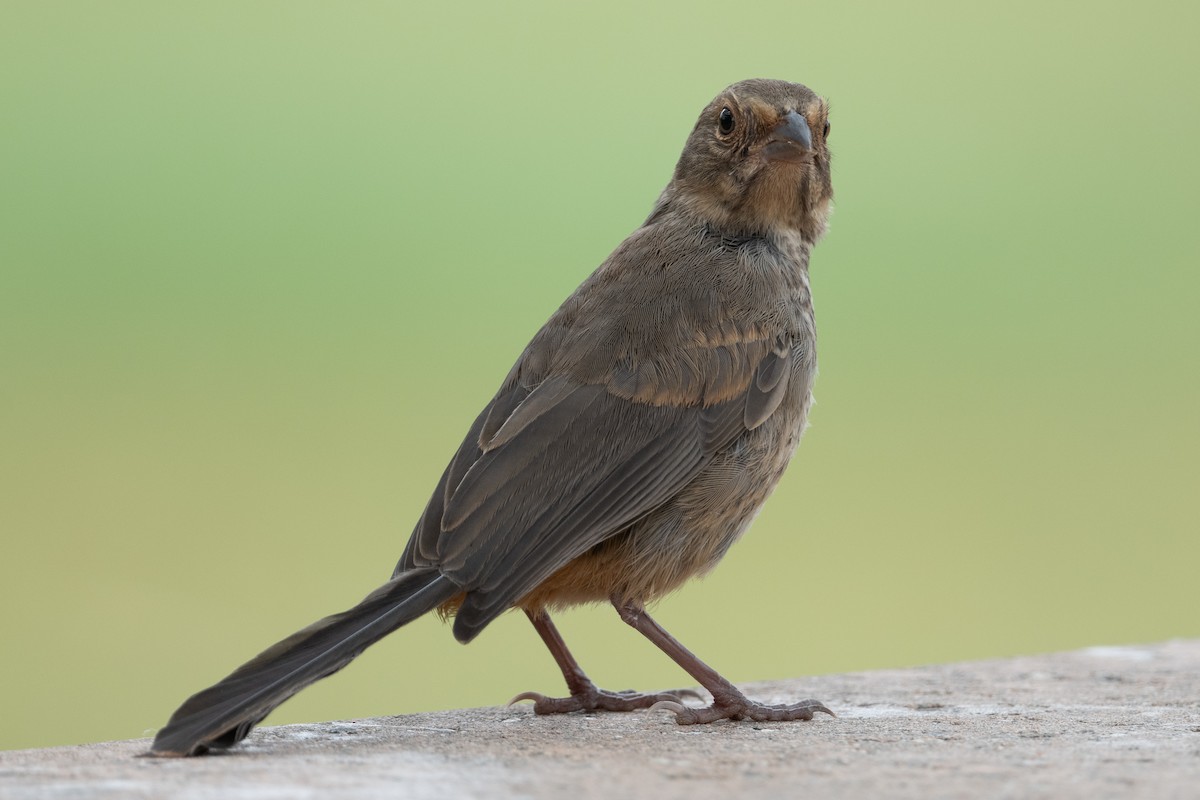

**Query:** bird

left=149, top=78, right=835, bottom=757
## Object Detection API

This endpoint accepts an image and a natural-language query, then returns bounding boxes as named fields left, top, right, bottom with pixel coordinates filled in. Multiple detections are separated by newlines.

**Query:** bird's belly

left=520, top=380, right=815, bottom=613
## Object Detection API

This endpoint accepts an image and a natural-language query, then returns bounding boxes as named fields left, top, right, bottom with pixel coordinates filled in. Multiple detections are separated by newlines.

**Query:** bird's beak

left=763, top=111, right=812, bottom=163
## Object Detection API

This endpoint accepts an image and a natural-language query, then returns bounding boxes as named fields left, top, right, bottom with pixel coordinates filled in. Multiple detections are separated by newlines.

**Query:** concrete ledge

left=4, top=640, right=1198, bottom=799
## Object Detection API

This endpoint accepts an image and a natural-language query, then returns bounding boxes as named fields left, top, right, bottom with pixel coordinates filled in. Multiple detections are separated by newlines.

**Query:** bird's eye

left=718, top=107, right=735, bottom=135
left=823, top=120, right=831, bottom=140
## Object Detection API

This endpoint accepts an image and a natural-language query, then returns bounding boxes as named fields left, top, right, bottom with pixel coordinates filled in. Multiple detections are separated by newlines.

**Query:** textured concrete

left=3, top=640, right=1198, bottom=799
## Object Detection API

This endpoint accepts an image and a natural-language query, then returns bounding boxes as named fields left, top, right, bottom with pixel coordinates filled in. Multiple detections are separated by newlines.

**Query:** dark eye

left=823, top=120, right=831, bottom=139
left=718, top=107, right=735, bottom=135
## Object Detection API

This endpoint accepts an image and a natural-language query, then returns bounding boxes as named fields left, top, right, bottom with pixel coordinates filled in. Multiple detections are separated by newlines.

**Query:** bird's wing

left=398, top=332, right=797, bottom=641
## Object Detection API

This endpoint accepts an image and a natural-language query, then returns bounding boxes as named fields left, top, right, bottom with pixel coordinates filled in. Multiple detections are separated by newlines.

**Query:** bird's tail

left=149, top=569, right=459, bottom=757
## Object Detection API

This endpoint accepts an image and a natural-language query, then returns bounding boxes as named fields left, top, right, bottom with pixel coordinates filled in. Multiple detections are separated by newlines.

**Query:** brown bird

left=150, top=78, right=835, bottom=757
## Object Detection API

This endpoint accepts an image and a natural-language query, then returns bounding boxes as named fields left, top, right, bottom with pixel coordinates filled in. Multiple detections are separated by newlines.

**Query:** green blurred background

left=2, top=1, right=1197, bottom=751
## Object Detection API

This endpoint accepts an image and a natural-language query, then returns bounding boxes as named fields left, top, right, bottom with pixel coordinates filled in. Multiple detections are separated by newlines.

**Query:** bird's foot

left=648, top=687, right=834, bottom=725
left=509, top=680, right=703, bottom=715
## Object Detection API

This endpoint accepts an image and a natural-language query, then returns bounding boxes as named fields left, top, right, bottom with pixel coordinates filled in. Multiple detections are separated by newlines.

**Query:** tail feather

left=149, top=569, right=459, bottom=757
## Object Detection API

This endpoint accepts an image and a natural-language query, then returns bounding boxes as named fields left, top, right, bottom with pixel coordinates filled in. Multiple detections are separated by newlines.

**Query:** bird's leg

left=613, top=600, right=834, bottom=725
left=509, top=609, right=701, bottom=714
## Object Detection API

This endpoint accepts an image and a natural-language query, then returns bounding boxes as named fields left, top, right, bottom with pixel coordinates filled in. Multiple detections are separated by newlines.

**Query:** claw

left=647, top=699, right=687, bottom=717
left=507, top=691, right=545, bottom=707
left=813, top=702, right=836, bottom=718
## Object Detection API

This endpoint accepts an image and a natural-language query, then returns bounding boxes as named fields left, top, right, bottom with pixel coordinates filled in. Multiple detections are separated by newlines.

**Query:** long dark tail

left=149, top=569, right=459, bottom=757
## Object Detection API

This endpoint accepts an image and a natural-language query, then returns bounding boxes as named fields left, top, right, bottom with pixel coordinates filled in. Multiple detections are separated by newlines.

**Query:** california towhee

left=151, top=78, right=835, bottom=757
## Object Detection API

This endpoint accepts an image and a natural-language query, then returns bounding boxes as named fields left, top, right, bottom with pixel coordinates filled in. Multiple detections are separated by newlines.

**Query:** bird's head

left=662, top=79, right=833, bottom=244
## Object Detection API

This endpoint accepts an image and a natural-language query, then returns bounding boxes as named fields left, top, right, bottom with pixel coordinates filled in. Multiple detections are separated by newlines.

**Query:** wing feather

left=397, top=329, right=798, bottom=638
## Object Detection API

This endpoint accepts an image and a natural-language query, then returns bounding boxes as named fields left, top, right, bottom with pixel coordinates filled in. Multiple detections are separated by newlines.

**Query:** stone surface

left=3, top=640, right=1199, bottom=799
